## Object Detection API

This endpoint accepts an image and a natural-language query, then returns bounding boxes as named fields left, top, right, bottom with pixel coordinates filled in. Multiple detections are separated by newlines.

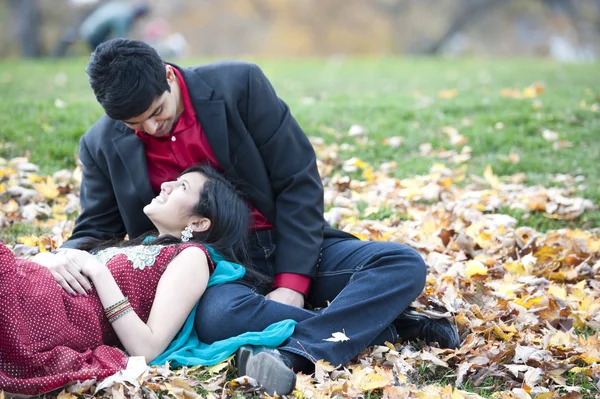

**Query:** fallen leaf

left=324, top=331, right=350, bottom=342
left=542, top=129, right=559, bottom=142
left=437, top=89, right=459, bottom=99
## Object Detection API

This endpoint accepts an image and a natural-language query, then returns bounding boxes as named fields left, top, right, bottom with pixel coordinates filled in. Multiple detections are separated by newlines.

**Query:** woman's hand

left=63, top=249, right=108, bottom=282
left=33, top=250, right=93, bottom=296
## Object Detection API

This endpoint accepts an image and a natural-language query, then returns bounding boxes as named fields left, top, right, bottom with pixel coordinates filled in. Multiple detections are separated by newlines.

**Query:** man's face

left=122, top=66, right=180, bottom=137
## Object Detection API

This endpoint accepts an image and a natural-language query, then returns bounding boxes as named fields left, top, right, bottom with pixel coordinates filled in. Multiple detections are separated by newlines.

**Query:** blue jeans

left=194, top=230, right=427, bottom=367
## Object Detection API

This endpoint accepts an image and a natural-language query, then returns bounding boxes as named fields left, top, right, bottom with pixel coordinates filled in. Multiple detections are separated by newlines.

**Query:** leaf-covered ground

left=1, top=144, right=599, bottom=398
left=0, top=58, right=599, bottom=398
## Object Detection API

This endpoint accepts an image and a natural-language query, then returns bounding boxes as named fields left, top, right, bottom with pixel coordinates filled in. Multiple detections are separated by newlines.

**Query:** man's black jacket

left=63, top=61, right=353, bottom=279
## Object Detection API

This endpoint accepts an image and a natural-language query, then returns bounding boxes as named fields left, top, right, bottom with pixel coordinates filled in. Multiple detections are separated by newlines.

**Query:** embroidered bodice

left=95, top=245, right=167, bottom=271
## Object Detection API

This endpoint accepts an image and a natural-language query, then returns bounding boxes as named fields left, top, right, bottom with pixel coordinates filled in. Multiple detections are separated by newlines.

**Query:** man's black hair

left=86, top=38, right=170, bottom=121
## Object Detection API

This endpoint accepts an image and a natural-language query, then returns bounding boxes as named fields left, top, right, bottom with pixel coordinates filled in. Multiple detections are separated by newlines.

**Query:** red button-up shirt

left=136, top=67, right=310, bottom=295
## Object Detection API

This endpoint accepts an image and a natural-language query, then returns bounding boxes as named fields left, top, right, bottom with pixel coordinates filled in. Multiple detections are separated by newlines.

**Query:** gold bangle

left=108, top=304, right=132, bottom=321
left=105, top=302, right=131, bottom=319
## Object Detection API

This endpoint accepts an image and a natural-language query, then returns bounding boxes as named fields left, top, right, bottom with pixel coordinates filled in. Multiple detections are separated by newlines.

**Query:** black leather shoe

left=395, top=308, right=460, bottom=349
left=235, top=345, right=297, bottom=395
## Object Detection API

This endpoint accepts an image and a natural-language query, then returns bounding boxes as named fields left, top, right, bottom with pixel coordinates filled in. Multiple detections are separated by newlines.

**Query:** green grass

left=0, top=57, right=599, bottom=232
left=0, top=223, right=46, bottom=244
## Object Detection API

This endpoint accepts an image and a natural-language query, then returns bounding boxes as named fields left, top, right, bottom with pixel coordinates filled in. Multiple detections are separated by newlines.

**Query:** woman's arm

left=66, top=246, right=209, bottom=362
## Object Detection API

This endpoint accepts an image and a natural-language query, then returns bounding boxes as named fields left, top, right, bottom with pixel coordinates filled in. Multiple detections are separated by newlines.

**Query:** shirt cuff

left=272, top=273, right=311, bottom=296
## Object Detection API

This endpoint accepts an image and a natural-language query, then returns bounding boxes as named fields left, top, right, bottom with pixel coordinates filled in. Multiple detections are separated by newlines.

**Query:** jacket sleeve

left=245, top=64, right=324, bottom=279
left=61, top=135, right=127, bottom=249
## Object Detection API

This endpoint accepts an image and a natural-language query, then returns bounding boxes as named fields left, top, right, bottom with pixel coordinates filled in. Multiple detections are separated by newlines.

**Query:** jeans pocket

left=250, top=242, right=276, bottom=278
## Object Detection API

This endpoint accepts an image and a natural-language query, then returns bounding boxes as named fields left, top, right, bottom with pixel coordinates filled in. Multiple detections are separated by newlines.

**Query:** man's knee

left=194, top=284, right=259, bottom=343
left=374, top=242, right=427, bottom=296
left=399, top=244, right=427, bottom=295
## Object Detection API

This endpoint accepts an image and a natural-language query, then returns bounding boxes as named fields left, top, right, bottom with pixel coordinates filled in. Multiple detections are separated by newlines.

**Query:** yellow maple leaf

left=352, top=158, right=369, bottom=169
left=27, top=174, right=44, bottom=183
left=483, top=165, right=503, bottom=190
left=38, top=241, right=48, bottom=253
left=569, top=281, right=586, bottom=301
left=495, top=282, right=523, bottom=300
left=533, top=245, right=561, bottom=263
left=361, top=166, right=376, bottom=182
left=492, top=323, right=513, bottom=341
left=586, top=238, right=600, bottom=253
left=503, top=261, right=527, bottom=276
left=417, top=385, right=445, bottom=399
left=464, top=260, right=488, bottom=281
left=33, top=177, right=60, bottom=200
left=18, top=236, right=38, bottom=246
left=547, top=284, right=567, bottom=301
left=1, top=200, right=18, bottom=213
left=548, top=330, right=571, bottom=347
left=0, top=167, right=16, bottom=179
left=350, top=366, right=393, bottom=391
left=499, top=320, right=518, bottom=333
left=514, top=294, right=545, bottom=309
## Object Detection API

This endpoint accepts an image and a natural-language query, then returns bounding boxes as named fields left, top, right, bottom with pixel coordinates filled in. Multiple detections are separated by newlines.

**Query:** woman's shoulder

left=173, top=243, right=215, bottom=274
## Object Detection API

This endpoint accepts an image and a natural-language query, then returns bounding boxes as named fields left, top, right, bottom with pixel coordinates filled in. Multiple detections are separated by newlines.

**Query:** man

left=46, top=39, right=459, bottom=395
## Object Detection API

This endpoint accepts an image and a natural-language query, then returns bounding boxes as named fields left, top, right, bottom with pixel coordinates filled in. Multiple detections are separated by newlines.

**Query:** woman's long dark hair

left=82, top=165, right=267, bottom=283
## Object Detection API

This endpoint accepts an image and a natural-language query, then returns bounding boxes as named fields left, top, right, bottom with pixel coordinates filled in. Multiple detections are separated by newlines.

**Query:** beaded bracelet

left=105, top=302, right=131, bottom=320
left=104, top=297, right=129, bottom=313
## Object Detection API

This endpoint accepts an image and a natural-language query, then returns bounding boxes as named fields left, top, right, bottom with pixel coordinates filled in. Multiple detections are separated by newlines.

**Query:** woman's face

left=144, top=171, right=209, bottom=237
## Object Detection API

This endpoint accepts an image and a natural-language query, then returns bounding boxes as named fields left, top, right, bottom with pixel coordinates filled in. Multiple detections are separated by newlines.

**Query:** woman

left=0, top=165, right=295, bottom=396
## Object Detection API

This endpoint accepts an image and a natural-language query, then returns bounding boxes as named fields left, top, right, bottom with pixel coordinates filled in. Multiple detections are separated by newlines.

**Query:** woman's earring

left=181, top=226, right=193, bottom=242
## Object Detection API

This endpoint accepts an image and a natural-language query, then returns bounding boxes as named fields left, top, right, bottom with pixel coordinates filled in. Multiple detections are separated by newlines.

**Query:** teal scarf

left=150, top=244, right=296, bottom=367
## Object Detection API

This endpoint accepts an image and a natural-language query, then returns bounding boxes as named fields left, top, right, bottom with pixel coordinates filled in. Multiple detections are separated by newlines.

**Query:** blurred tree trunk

left=426, top=0, right=508, bottom=54
left=10, top=0, right=42, bottom=57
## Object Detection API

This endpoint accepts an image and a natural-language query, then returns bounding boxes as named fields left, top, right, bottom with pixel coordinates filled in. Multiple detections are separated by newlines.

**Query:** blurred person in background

left=79, top=1, right=150, bottom=51
left=144, top=18, right=189, bottom=59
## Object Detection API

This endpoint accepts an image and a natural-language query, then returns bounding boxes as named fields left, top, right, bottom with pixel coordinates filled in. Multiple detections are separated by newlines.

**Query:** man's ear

left=190, top=217, right=211, bottom=233
left=165, top=65, right=176, bottom=84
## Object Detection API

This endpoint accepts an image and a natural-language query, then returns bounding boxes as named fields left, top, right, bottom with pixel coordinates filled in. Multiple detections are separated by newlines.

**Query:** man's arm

left=245, top=65, right=325, bottom=298
left=62, top=135, right=127, bottom=249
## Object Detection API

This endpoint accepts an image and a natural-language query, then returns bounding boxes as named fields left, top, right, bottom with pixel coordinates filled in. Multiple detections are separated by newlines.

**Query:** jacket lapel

left=193, top=100, right=234, bottom=174
left=113, top=133, right=154, bottom=205
left=178, top=66, right=235, bottom=176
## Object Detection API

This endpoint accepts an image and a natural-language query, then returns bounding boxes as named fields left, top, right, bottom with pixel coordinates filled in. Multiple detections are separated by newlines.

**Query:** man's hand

left=265, top=287, right=305, bottom=308
left=32, top=250, right=93, bottom=296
